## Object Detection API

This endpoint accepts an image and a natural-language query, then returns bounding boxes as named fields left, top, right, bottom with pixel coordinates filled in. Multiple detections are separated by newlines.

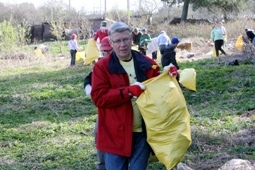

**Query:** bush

left=0, top=20, right=19, bottom=53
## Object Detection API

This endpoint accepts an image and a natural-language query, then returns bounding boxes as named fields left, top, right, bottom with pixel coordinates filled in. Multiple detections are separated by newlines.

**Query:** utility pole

left=127, top=0, right=130, bottom=24
left=104, top=0, right=107, bottom=19
left=100, top=0, right=101, bottom=15
left=69, top=0, right=71, bottom=10
left=139, top=0, right=141, bottom=16
left=127, top=0, right=130, bottom=11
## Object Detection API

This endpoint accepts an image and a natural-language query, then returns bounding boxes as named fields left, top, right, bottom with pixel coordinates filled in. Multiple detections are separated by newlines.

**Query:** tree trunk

left=181, top=0, right=190, bottom=23
left=147, top=15, right=152, bottom=25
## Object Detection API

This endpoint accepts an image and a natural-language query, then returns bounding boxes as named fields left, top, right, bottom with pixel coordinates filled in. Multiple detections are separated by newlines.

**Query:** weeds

left=0, top=20, right=255, bottom=169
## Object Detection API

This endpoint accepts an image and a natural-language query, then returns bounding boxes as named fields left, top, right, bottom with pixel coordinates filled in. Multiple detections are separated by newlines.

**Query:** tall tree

left=181, top=0, right=190, bottom=22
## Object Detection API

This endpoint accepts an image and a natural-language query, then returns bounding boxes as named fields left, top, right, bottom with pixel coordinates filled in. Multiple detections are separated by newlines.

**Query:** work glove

left=128, top=82, right=146, bottom=98
left=163, top=63, right=178, bottom=77
left=85, top=84, right=92, bottom=97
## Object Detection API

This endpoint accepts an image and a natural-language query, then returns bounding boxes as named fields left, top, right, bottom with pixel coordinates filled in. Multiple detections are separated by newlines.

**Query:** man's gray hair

left=108, top=22, right=132, bottom=36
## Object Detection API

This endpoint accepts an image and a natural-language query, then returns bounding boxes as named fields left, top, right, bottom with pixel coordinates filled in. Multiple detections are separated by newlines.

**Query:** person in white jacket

left=157, top=31, right=171, bottom=56
left=68, top=34, right=79, bottom=66
left=146, top=37, right=159, bottom=61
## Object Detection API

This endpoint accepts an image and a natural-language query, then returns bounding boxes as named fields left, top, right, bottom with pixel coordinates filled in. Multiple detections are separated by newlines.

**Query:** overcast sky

left=0, top=0, right=132, bottom=12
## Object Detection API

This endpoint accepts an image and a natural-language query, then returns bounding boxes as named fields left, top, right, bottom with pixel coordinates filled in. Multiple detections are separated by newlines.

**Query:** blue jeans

left=104, top=132, right=150, bottom=170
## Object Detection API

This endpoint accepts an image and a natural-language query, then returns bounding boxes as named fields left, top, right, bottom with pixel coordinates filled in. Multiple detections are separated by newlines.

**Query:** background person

left=146, top=36, right=160, bottom=61
left=245, top=28, right=255, bottom=45
left=139, top=28, right=151, bottom=55
left=161, top=37, right=181, bottom=70
left=94, top=21, right=109, bottom=44
left=68, top=33, right=79, bottom=66
left=84, top=36, right=113, bottom=170
left=157, top=31, right=171, bottom=56
left=210, top=25, right=227, bottom=57
left=91, top=22, right=160, bottom=170
left=132, top=27, right=141, bottom=46
left=218, top=22, right=227, bottom=44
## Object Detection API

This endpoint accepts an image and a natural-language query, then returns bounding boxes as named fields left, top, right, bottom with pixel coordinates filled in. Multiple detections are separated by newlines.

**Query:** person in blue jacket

left=161, top=37, right=181, bottom=70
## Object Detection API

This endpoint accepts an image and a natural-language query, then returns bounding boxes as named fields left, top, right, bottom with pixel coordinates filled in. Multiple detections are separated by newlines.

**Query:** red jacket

left=91, top=50, right=160, bottom=157
left=94, top=28, right=108, bottom=43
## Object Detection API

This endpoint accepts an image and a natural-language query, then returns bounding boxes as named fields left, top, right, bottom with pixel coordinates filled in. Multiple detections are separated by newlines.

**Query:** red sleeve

left=91, top=59, right=131, bottom=108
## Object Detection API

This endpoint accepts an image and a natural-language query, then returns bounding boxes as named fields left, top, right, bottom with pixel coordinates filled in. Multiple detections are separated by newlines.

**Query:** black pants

left=70, top=49, right=77, bottom=65
left=214, top=40, right=226, bottom=57
left=152, top=51, right=157, bottom=60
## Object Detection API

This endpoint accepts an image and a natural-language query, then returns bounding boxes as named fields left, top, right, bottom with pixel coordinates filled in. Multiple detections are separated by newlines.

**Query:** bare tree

left=138, top=0, right=163, bottom=25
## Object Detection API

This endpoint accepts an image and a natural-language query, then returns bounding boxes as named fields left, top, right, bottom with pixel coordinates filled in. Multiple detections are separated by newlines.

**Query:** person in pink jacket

left=93, top=21, right=109, bottom=43
left=91, top=22, right=160, bottom=170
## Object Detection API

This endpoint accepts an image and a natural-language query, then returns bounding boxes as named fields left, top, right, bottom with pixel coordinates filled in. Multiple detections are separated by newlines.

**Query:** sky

left=0, top=0, right=134, bottom=13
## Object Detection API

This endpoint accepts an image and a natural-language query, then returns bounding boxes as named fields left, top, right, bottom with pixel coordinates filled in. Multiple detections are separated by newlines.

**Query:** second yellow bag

left=136, top=71, right=192, bottom=170
left=235, top=35, right=243, bottom=51
left=84, top=39, right=100, bottom=65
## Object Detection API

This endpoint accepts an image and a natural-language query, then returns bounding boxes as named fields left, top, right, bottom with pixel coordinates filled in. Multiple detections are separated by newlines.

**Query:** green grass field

left=0, top=46, right=254, bottom=169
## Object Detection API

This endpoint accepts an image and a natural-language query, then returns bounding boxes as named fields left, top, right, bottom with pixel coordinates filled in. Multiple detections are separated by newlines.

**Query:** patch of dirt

left=175, top=37, right=255, bottom=64
left=189, top=110, right=255, bottom=170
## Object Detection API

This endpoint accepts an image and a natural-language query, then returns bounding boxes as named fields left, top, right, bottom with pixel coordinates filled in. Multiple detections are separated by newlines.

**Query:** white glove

left=128, top=82, right=146, bottom=98
left=85, top=84, right=92, bottom=97
left=163, top=63, right=178, bottom=77
left=132, top=82, right=146, bottom=90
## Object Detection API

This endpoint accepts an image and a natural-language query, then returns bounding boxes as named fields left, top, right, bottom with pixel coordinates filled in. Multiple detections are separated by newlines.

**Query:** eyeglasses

left=111, top=37, right=131, bottom=45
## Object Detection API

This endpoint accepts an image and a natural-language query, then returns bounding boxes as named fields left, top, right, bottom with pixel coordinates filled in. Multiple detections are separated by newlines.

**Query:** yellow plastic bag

left=179, top=68, right=196, bottom=91
left=235, top=35, right=243, bottom=51
left=223, top=35, right=227, bottom=43
left=131, top=45, right=139, bottom=52
left=136, top=71, right=192, bottom=170
left=35, top=48, right=44, bottom=57
left=84, top=39, right=99, bottom=65
left=212, top=44, right=217, bottom=57
left=76, top=51, right=85, bottom=64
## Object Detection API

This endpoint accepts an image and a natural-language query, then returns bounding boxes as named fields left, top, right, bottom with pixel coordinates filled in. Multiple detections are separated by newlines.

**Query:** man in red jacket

left=91, top=22, right=160, bottom=170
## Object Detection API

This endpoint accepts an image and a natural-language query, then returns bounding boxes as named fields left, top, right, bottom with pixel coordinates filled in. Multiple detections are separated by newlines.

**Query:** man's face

left=110, top=30, right=132, bottom=60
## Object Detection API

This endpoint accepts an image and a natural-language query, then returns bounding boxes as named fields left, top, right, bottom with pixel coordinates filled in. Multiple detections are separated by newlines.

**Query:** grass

left=0, top=40, right=255, bottom=169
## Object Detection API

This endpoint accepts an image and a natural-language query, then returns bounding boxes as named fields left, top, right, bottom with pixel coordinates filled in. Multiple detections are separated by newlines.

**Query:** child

left=161, top=37, right=181, bottom=70
left=68, top=34, right=79, bottom=66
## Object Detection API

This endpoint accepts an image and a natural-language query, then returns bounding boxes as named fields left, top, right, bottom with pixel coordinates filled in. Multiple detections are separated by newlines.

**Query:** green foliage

left=0, top=20, right=18, bottom=53
left=191, top=0, right=250, bottom=13
left=0, top=34, right=255, bottom=169
left=161, top=0, right=250, bottom=19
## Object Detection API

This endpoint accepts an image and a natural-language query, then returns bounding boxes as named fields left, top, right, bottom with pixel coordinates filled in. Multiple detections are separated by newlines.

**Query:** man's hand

left=164, top=63, right=178, bottom=77
left=85, top=84, right=92, bottom=97
left=128, top=82, right=146, bottom=98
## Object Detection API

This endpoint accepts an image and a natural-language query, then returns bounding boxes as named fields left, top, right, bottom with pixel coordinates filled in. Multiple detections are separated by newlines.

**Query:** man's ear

left=109, top=38, right=114, bottom=47
left=110, top=41, right=114, bottom=48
